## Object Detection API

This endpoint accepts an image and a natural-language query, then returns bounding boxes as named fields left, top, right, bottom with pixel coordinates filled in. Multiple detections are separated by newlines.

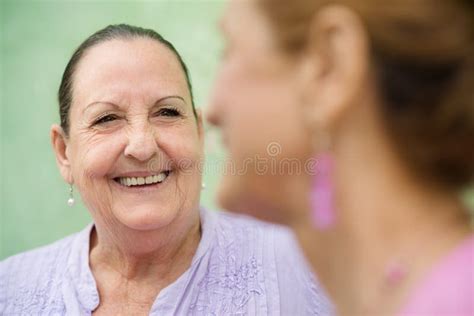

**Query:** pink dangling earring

left=310, top=152, right=335, bottom=230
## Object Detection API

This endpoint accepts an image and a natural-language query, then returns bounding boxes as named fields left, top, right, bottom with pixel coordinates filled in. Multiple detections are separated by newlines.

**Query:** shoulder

left=0, top=230, right=81, bottom=314
left=1, top=232, right=76, bottom=280
left=204, top=210, right=333, bottom=315
left=213, top=208, right=295, bottom=237
left=212, top=210, right=313, bottom=259
left=213, top=209, right=277, bottom=231
left=400, top=235, right=474, bottom=315
left=211, top=209, right=299, bottom=254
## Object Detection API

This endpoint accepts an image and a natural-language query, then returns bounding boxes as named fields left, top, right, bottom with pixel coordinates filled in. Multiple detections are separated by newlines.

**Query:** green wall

left=1, top=0, right=226, bottom=259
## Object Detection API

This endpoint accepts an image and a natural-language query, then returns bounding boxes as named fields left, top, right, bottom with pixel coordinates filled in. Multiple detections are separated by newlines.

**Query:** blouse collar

left=65, top=207, right=216, bottom=313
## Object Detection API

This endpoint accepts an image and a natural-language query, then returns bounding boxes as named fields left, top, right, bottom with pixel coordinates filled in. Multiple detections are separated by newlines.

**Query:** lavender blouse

left=0, top=209, right=332, bottom=315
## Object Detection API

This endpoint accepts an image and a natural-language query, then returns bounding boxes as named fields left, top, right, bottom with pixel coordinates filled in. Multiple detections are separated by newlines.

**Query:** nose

left=205, top=101, right=220, bottom=128
left=206, top=78, right=224, bottom=127
left=124, top=123, right=158, bottom=162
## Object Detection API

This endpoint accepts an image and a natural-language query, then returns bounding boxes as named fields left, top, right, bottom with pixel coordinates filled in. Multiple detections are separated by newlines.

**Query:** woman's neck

left=89, top=210, right=201, bottom=293
left=292, top=121, right=472, bottom=315
left=88, top=212, right=201, bottom=315
left=334, top=175, right=469, bottom=315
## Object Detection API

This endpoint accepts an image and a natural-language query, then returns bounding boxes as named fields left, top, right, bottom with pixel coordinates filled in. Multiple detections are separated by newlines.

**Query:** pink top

left=399, top=235, right=474, bottom=316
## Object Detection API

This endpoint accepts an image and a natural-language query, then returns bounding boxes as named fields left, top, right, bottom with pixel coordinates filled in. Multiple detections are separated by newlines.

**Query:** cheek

left=159, top=126, right=203, bottom=170
left=71, top=133, right=125, bottom=182
left=224, top=67, right=307, bottom=159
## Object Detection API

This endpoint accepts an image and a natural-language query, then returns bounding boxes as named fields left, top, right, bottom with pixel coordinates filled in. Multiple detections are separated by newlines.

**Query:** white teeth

left=145, top=176, right=153, bottom=184
left=157, top=173, right=166, bottom=182
left=117, top=172, right=169, bottom=187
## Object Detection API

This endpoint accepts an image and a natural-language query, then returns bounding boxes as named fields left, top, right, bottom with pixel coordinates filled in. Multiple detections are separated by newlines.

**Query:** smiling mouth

left=114, top=171, right=171, bottom=187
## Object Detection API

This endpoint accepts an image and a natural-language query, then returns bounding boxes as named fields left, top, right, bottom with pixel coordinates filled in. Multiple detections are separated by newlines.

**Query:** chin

left=217, top=175, right=289, bottom=225
left=115, top=205, right=178, bottom=231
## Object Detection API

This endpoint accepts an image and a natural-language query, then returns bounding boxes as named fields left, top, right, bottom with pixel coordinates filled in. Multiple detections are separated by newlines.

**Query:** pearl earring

left=67, top=184, right=75, bottom=207
left=201, top=182, right=206, bottom=190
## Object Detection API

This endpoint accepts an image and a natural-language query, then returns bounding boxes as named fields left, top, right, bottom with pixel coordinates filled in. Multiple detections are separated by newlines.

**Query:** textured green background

left=0, top=0, right=226, bottom=259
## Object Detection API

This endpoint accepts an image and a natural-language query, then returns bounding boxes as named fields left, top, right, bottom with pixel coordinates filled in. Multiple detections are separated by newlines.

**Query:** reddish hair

left=260, top=0, right=474, bottom=189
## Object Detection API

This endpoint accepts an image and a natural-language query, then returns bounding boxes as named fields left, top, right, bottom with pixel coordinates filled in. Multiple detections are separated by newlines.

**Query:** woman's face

left=207, top=0, right=314, bottom=223
left=55, top=38, right=203, bottom=232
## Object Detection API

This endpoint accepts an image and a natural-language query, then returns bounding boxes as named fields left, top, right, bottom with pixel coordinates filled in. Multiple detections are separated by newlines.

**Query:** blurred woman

left=208, top=0, right=473, bottom=314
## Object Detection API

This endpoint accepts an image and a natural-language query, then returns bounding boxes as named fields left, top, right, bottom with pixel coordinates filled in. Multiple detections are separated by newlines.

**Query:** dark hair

left=58, top=24, right=196, bottom=135
left=260, top=0, right=474, bottom=189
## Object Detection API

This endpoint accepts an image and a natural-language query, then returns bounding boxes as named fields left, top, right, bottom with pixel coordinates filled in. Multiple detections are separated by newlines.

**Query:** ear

left=50, top=124, right=73, bottom=184
left=300, top=4, right=370, bottom=131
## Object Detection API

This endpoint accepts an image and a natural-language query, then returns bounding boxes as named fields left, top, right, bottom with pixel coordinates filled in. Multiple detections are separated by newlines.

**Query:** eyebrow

left=83, top=95, right=187, bottom=114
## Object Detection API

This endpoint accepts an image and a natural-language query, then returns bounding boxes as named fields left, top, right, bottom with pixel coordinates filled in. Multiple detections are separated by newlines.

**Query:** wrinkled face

left=207, top=0, right=313, bottom=223
left=64, top=38, right=203, bottom=232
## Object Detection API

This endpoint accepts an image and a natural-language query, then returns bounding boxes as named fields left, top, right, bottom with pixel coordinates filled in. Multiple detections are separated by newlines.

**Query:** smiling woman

left=53, top=26, right=203, bottom=235
left=0, top=24, right=332, bottom=315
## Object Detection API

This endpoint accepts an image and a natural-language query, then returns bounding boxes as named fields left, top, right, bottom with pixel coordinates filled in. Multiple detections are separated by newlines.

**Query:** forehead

left=72, top=37, right=188, bottom=105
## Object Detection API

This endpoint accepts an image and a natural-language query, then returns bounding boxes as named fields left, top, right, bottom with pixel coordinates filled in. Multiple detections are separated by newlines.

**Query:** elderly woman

left=0, top=24, right=332, bottom=315
left=208, top=0, right=474, bottom=315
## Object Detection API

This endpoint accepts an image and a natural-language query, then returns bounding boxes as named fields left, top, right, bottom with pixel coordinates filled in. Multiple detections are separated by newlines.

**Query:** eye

left=155, top=107, right=181, bottom=117
left=93, top=114, right=119, bottom=125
